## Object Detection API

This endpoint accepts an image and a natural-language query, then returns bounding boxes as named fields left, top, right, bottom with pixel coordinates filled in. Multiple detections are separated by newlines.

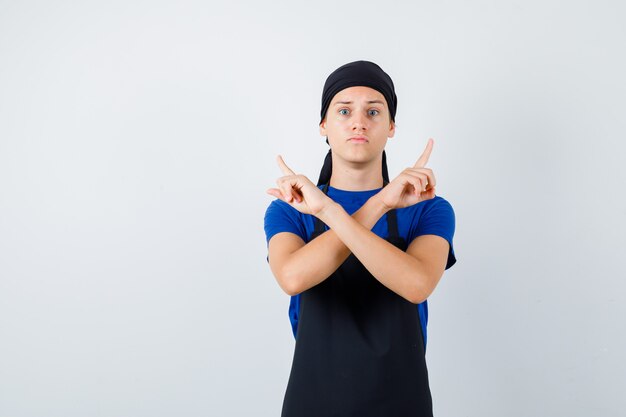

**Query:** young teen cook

left=264, top=60, right=457, bottom=416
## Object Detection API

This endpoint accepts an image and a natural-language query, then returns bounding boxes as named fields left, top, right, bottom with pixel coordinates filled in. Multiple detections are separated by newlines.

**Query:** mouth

left=348, top=136, right=369, bottom=143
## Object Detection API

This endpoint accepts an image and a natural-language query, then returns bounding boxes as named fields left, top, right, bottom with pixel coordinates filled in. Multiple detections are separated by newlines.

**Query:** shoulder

left=397, top=195, right=455, bottom=223
left=419, top=195, right=455, bottom=219
left=264, top=198, right=304, bottom=225
left=264, top=198, right=308, bottom=244
left=414, top=195, right=455, bottom=232
left=265, top=197, right=296, bottom=214
left=406, top=194, right=457, bottom=269
left=399, top=194, right=456, bottom=251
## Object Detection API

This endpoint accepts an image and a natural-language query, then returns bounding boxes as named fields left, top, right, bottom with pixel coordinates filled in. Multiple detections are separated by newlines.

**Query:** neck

left=328, top=155, right=385, bottom=191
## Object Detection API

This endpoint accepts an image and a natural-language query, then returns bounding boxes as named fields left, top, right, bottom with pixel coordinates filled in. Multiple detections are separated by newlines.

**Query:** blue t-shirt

left=264, top=184, right=457, bottom=349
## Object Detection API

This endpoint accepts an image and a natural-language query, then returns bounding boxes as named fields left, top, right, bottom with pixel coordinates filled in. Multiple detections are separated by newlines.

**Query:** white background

left=1, top=0, right=625, bottom=416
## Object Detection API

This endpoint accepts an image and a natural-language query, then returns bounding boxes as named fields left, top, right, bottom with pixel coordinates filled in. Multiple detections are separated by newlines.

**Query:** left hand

left=375, top=138, right=437, bottom=210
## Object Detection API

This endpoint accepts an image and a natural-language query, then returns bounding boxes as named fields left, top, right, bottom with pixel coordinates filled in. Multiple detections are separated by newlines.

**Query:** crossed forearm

left=283, top=195, right=389, bottom=294
left=316, top=200, right=424, bottom=304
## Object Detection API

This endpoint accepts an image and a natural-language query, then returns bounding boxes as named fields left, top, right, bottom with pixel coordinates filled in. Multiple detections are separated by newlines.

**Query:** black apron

left=281, top=181, right=433, bottom=417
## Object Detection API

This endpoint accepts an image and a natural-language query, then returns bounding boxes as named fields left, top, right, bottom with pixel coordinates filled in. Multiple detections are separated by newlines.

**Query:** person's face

left=319, top=86, right=395, bottom=166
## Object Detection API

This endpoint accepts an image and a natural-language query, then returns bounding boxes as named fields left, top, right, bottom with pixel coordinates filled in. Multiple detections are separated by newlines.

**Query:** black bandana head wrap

left=320, top=60, right=397, bottom=125
left=317, top=60, right=397, bottom=186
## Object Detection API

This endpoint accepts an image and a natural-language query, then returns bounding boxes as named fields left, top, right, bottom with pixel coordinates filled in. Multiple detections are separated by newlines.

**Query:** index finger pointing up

left=277, top=155, right=296, bottom=176
left=413, top=138, right=434, bottom=168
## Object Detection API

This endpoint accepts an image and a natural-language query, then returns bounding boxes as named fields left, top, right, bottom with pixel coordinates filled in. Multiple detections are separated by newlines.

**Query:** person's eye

left=339, top=108, right=349, bottom=116
left=368, top=109, right=380, bottom=116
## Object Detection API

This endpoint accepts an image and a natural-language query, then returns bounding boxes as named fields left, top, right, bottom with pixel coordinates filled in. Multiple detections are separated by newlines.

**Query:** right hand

left=266, top=155, right=332, bottom=216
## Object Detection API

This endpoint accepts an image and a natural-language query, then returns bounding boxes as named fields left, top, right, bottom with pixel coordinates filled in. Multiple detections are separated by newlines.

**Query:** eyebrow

left=333, top=100, right=386, bottom=106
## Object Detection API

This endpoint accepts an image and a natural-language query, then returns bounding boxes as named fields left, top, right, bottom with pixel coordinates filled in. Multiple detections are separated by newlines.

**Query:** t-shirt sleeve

left=263, top=199, right=307, bottom=263
left=408, top=197, right=457, bottom=270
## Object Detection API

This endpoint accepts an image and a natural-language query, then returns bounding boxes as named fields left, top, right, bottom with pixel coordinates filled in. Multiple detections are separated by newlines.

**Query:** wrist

left=316, top=200, right=341, bottom=224
left=368, top=193, right=392, bottom=215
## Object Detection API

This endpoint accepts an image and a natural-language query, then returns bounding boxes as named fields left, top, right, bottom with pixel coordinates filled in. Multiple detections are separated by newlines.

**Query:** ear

left=388, top=120, right=396, bottom=138
left=319, top=118, right=327, bottom=136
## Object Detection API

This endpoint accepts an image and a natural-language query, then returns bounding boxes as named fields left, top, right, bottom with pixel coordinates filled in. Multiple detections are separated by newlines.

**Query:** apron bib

left=281, top=182, right=433, bottom=417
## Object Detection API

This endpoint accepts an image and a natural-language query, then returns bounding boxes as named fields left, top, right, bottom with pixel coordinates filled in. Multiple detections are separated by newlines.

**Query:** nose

left=351, top=112, right=368, bottom=131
